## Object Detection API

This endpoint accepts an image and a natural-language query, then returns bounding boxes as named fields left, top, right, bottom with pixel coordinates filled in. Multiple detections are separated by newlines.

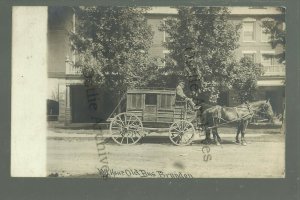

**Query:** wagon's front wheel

left=169, top=120, right=195, bottom=146
left=110, top=113, right=143, bottom=145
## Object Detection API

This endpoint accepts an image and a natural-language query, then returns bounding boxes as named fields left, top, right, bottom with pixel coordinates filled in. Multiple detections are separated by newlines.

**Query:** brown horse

left=200, top=100, right=274, bottom=145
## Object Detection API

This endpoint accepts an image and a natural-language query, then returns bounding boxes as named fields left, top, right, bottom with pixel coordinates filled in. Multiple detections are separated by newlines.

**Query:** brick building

left=47, top=7, right=285, bottom=124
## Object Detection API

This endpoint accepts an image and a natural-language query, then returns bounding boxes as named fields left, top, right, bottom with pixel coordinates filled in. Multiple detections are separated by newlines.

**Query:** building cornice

left=147, top=7, right=283, bottom=16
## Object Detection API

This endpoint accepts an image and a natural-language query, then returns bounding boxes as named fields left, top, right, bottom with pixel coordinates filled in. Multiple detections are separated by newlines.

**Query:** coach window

left=242, top=18, right=256, bottom=42
left=128, top=94, right=143, bottom=109
left=145, top=94, right=157, bottom=105
left=159, top=94, right=174, bottom=109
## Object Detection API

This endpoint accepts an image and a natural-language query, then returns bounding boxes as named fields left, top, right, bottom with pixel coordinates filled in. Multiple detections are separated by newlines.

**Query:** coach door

left=144, top=93, right=157, bottom=122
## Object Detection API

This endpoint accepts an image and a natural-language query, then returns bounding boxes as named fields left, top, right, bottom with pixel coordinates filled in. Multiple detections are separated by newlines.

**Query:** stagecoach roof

left=127, top=88, right=176, bottom=95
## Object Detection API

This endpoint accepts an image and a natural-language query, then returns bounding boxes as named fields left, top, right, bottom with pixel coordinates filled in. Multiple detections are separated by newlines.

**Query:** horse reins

left=206, top=104, right=255, bottom=129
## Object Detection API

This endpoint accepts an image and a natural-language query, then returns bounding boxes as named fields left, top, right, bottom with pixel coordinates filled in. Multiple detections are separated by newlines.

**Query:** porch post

left=65, top=85, right=72, bottom=124
left=58, top=84, right=66, bottom=122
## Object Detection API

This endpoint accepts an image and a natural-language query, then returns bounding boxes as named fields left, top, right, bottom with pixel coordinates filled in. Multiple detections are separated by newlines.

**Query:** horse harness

left=208, top=103, right=255, bottom=129
left=205, top=102, right=270, bottom=130
left=236, top=103, right=254, bottom=119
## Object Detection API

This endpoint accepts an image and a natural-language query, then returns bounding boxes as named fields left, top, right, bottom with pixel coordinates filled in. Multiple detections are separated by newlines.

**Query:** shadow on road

left=192, top=139, right=237, bottom=145
left=101, top=136, right=240, bottom=146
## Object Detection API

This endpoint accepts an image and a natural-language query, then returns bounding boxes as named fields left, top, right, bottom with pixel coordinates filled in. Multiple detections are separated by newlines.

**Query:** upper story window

left=242, top=51, right=256, bottom=63
left=162, top=18, right=171, bottom=42
left=260, top=50, right=285, bottom=75
left=282, top=22, right=286, bottom=31
left=242, top=18, right=256, bottom=42
left=261, top=51, right=275, bottom=66
left=261, top=18, right=274, bottom=42
left=162, top=50, right=170, bottom=66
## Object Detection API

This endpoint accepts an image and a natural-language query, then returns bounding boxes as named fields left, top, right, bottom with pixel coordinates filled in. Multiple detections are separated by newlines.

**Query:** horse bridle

left=235, top=103, right=269, bottom=119
left=253, top=103, right=271, bottom=118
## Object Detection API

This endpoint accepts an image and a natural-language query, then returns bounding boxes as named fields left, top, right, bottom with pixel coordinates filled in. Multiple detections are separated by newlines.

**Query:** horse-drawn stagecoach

left=107, top=87, right=274, bottom=146
left=108, top=88, right=202, bottom=146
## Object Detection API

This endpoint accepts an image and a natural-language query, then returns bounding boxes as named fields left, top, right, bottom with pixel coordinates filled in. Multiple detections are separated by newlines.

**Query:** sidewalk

left=48, top=129, right=109, bottom=139
left=48, top=121, right=282, bottom=130
left=48, top=121, right=110, bottom=129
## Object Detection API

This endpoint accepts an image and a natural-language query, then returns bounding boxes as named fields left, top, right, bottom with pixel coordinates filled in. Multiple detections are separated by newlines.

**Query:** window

left=244, top=53, right=255, bottom=62
left=242, top=51, right=256, bottom=63
left=261, top=54, right=275, bottom=66
left=282, top=22, right=286, bottom=31
left=261, top=52, right=277, bottom=74
left=243, top=18, right=256, bottom=42
left=162, top=50, right=170, bottom=66
left=159, top=94, right=174, bottom=109
left=261, top=28, right=271, bottom=42
left=127, top=94, right=143, bottom=109
left=145, top=94, right=157, bottom=105
left=162, top=18, right=170, bottom=42
left=261, top=18, right=274, bottom=42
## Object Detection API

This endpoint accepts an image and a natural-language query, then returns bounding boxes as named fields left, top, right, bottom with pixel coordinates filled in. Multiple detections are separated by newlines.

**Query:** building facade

left=47, top=7, right=285, bottom=124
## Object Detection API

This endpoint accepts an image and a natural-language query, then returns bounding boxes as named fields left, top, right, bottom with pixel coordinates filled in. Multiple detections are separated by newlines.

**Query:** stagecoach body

left=126, top=88, right=194, bottom=124
left=109, top=88, right=199, bottom=146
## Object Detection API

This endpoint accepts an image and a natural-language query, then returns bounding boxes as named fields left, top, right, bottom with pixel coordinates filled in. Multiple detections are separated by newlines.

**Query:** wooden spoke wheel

left=169, top=120, right=195, bottom=146
left=110, top=113, right=143, bottom=145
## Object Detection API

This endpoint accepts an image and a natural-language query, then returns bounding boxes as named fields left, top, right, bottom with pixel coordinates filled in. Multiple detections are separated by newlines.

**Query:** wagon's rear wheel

left=110, top=113, right=143, bottom=145
left=169, top=120, right=195, bottom=146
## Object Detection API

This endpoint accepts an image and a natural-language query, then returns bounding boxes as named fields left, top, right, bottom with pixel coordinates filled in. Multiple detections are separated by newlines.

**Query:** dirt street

left=47, top=127, right=285, bottom=178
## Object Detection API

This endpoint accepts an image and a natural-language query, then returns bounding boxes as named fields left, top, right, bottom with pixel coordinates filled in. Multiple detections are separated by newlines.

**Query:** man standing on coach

left=176, top=81, right=200, bottom=110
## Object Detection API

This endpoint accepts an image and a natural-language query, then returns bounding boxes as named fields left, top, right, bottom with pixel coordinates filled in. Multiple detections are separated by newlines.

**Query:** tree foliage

left=160, top=7, right=241, bottom=103
left=70, top=7, right=156, bottom=95
left=232, top=57, right=264, bottom=103
left=262, top=7, right=286, bottom=63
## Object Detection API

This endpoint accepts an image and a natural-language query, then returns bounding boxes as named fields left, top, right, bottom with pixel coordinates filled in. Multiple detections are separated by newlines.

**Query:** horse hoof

left=235, top=140, right=240, bottom=144
left=241, top=142, right=247, bottom=146
left=214, top=140, right=221, bottom=146
left=201, top=139, right=210, bottom=145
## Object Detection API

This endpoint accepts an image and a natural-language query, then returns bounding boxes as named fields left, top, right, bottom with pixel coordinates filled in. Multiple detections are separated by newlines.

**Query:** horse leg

left=203, top=119, right=213, bottom=144
left=235, top=122, right=241, bottom=144
left=204, top=128, right=212, bottom=144
left=205, top=128, right=210, bottom=140
left=241, top=120, right=249, bottom=146
left=212, top=128, right=220, bottom=145
left=216, top=128, right=222, bottom=143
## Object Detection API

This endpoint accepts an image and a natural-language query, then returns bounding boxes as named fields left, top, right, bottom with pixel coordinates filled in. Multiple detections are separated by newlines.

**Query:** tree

left=262, top=7, right=286, bottom=63
left=232, top=57, right=264, bottom=103
left=69, top=7, right=156, bottom=98
left=160, top=7, right=241, bottom=103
